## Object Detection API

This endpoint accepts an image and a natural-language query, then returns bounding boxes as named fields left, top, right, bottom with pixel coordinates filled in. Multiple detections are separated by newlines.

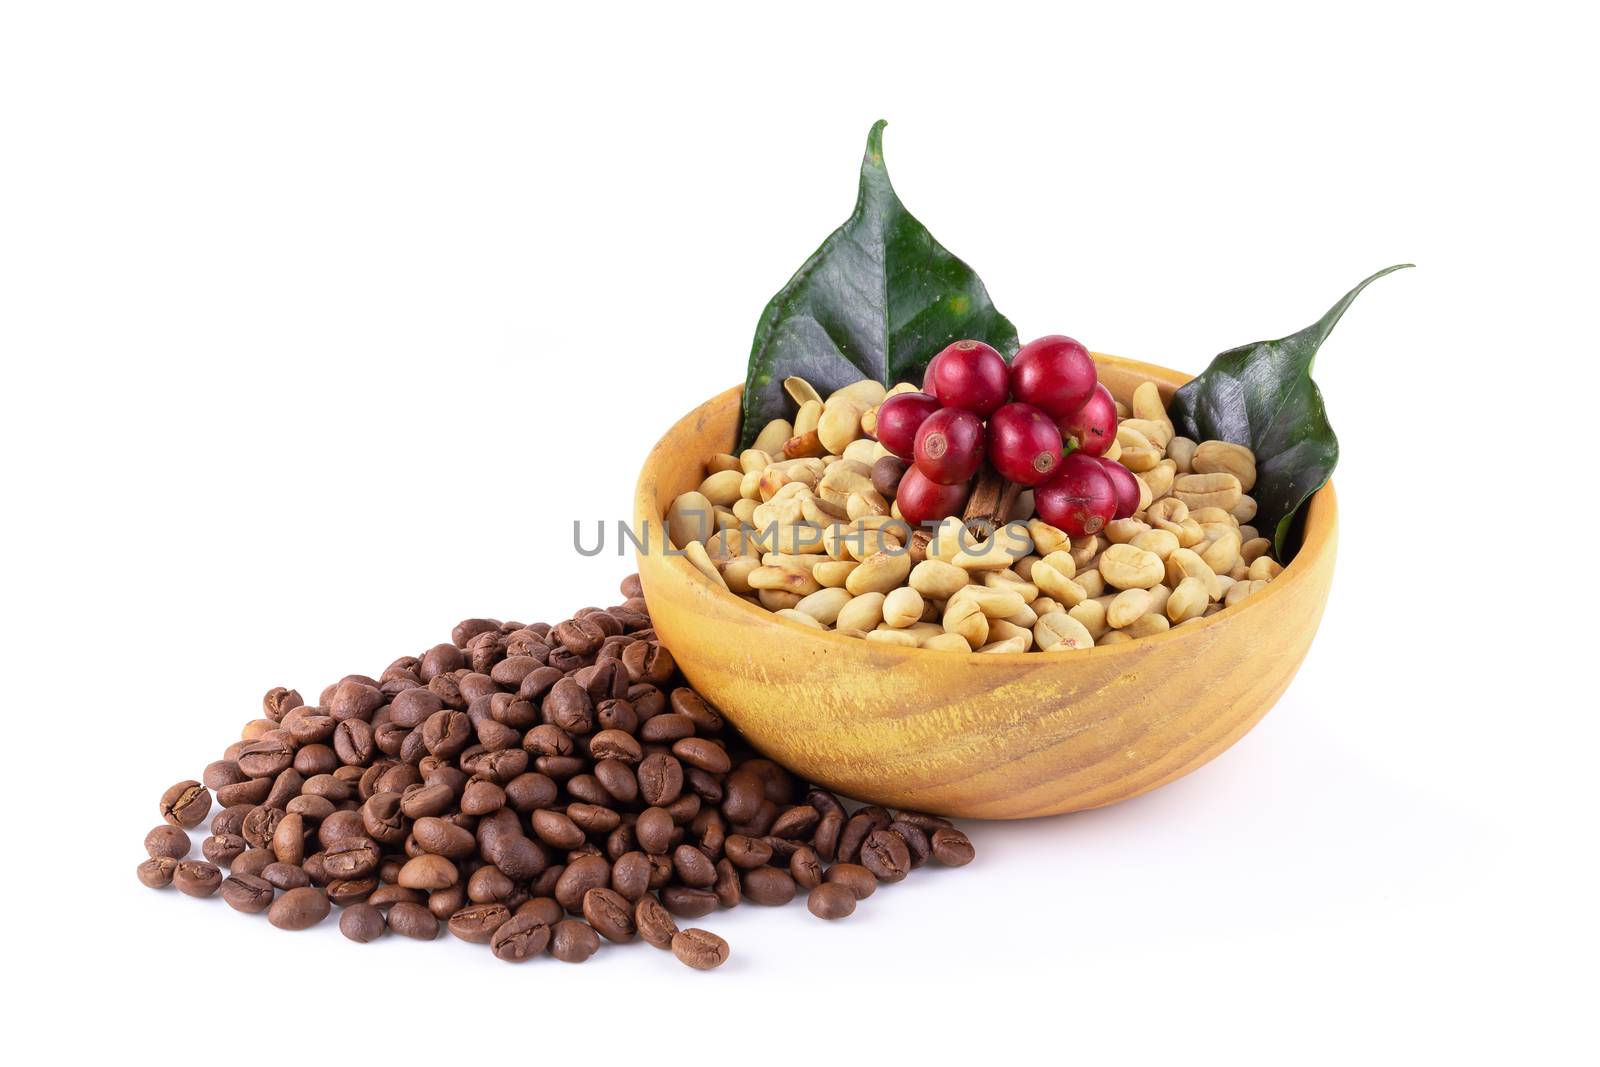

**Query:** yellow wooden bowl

left=633, top=354, right=1337, bottom=819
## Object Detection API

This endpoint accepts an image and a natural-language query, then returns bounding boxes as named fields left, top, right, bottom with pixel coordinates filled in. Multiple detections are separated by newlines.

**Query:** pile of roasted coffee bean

left=138, top=574, right=974, bottom=969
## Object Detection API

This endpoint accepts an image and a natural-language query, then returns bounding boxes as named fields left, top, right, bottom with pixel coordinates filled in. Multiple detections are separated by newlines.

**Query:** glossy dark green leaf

left=738, top=120, right=1018, bottom=448
left=1169, top=264, right=1412, bottom=558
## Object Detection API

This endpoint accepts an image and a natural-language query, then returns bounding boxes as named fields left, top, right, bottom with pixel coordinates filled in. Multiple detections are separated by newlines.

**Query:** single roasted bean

left=268, top=887, right=329, bottom=930
left=202, top=833, right=248, bottom=866
left=660, top=886, right=719, bottom=918
left=173, top=860, right=222, bottom=897
left=930, top=826, right=975, bottom=866
left=825, top=863, right=878, bottom=900
left=723, top=834, right=772, bottom=869
left=889, top=820, right=932, bottom=868
left=582, top=887, right=636, bottom=943
left=490, top=913, right=552, bottom=962
left=634, top=893, right=679, bottom=949
left=789, top=845, right=824, bottom=889
left=549, top=919, right=602, bottom=963
left=671, top=928, right=730, bottom=971
left=159, top=781, right=212, bottom=829
left=340, top=903, right=386, bottom=943
left=261, top=862, right=310, bottom=890
left=807, top=882, right=857, bottom=920
left=742, top=866, right=797, bottom=906
left=220, top=873, right=275, bottom=913
left=145, top=825, right=190, bottom=860
left=860, top=828, right=911, bottom=883
left=672, top=844, right=717, bottom=888
left=447, top=903, right=512, bottom=944
left=387, top=901, right=440, bottom=940
left=137, top=856, right=178, bottom=888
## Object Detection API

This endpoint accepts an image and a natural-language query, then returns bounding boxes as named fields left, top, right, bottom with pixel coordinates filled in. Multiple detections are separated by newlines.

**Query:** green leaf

left=738, top=120, right=1018, bottom=449
left=1168, top=264, right=1412, bottom=559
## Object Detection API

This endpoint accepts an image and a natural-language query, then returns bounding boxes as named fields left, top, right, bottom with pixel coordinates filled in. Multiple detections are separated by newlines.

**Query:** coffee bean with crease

left=582, top=887, right=636, bottom=943
left=159, top=781, right=212, bottom=829
left=221, top=874, right=275, bottom=913
left=489, top=913, right=551, bottom=962
left=449, top=903, right=512, bottom=943
left=859, top=829, right=910, bottom=883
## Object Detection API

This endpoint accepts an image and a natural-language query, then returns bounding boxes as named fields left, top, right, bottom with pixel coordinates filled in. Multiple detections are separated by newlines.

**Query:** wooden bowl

left=633, top=354, right=1337, bottom=819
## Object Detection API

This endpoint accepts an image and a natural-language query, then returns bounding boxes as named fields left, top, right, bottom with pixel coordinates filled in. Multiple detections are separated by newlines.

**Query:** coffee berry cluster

left=139, top=575, right=974, bottom=968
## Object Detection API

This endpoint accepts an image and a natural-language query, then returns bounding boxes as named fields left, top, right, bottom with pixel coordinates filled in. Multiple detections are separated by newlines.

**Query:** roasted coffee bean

left=203, top=760, right=248, bottom=790
left=318, top=809, right=366, bottom=847
left=340, top=903, right=386, bottom=943
left=232, top=849, right=274, bottom=878
left=769, top=804, right=819, bottom=839
left=173, top=860, right=222, bottom=897
left=530, top=809, right=584, bottom=850
left=490, top=913, right=551, bottom=962
left=145, top=825, right=190, bottom=860
left=824, top=863, right=877, bottom=900
left=610, top=851, right=652, bottom=901
left=568, top=802, right=620, bottom=834
left=554, top=854, right=611, bottom=913
left=211, top=804, right=254, bottom=838
left=202, top=833, right=247, bottom=866
left=837, top=808, right=890, bottom=864
left=368, top=885, right=424, bottom=908
left=327, top=877, right=376, bottom=905
left=789, top=846, right=824, bottom=889
left=594, top=759, right=640, bottom=805
left=518, top=896, right=564, bottom=927
left=387, top=901, right=440, bottom=940
left=272, top=811, right=307, bottom=865
left=672, top=844, right=717, bottom=888
left=742, top=866, right=797, bottom=906
left=429, top=884, right=467, bottom=919
left=397, top=854, right=458, bottom=890
left=448, top=903, right=512, bottom=943
left=323, top=837, right=381, bottom=879
left=159, top=781, right=212, bottom=829
left=216, top=777, right=272, bottom=808
left=582, top=887, right=636, bottom=943
left=721, top=771, right=763, bottom=824
left=724, top=834, right=773, bottom=869
left=889, top=820, right=932, bottom=868
left=713, top=859, right=741, bottom=908
left=285, top=794, right=335, bottom=822
left=635, top=806, right=674, bottom=855
left=413, top=816, right=476, bottom=858
left=634, top=893, right=679, bottom=949
left=550, top=919, right=601, bottom=963
left=220, top=873, right=275, bottom=913
left=807, top=882, right=856, bottom=920
left=269, top=887, right=330, bottom=930
left=460, top=779, right=505, bottom=815
left=660, top=886, right=719, bottom=918
left=672, top=737, right=731, bottom=774
left=137, top=856, right=178, bottom=888
left=262, top=862, right=311, bottom=890
left=264, top=686, right=305, bottom=721
left=264, top=768, right=305, bottom=811
left=668, top=688, right=722, bottom=733
left=640, top=713, right=694, bottom=743
left=637, top=753, right=684, bottom=807
left=930, top=826, right=975, bottom=866
left=671, top=928, right=729, bottom=970
left=468, top=865, right=514, bottom=903
left=812, top=810, right=844, bottom=863
left=859, top=829, right=910, bottom=883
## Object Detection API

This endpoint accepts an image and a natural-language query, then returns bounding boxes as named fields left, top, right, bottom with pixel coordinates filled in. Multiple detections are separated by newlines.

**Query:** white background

left=3, top=2, right=1594, bottom=1062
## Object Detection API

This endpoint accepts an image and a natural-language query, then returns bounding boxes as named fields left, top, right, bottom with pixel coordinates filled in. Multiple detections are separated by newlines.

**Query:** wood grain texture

left=634, top=354, right=1338, bottom=819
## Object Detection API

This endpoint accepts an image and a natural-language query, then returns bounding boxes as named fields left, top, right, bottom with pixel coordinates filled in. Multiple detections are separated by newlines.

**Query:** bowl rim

left=634, top=352, right=1337, bottom=663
